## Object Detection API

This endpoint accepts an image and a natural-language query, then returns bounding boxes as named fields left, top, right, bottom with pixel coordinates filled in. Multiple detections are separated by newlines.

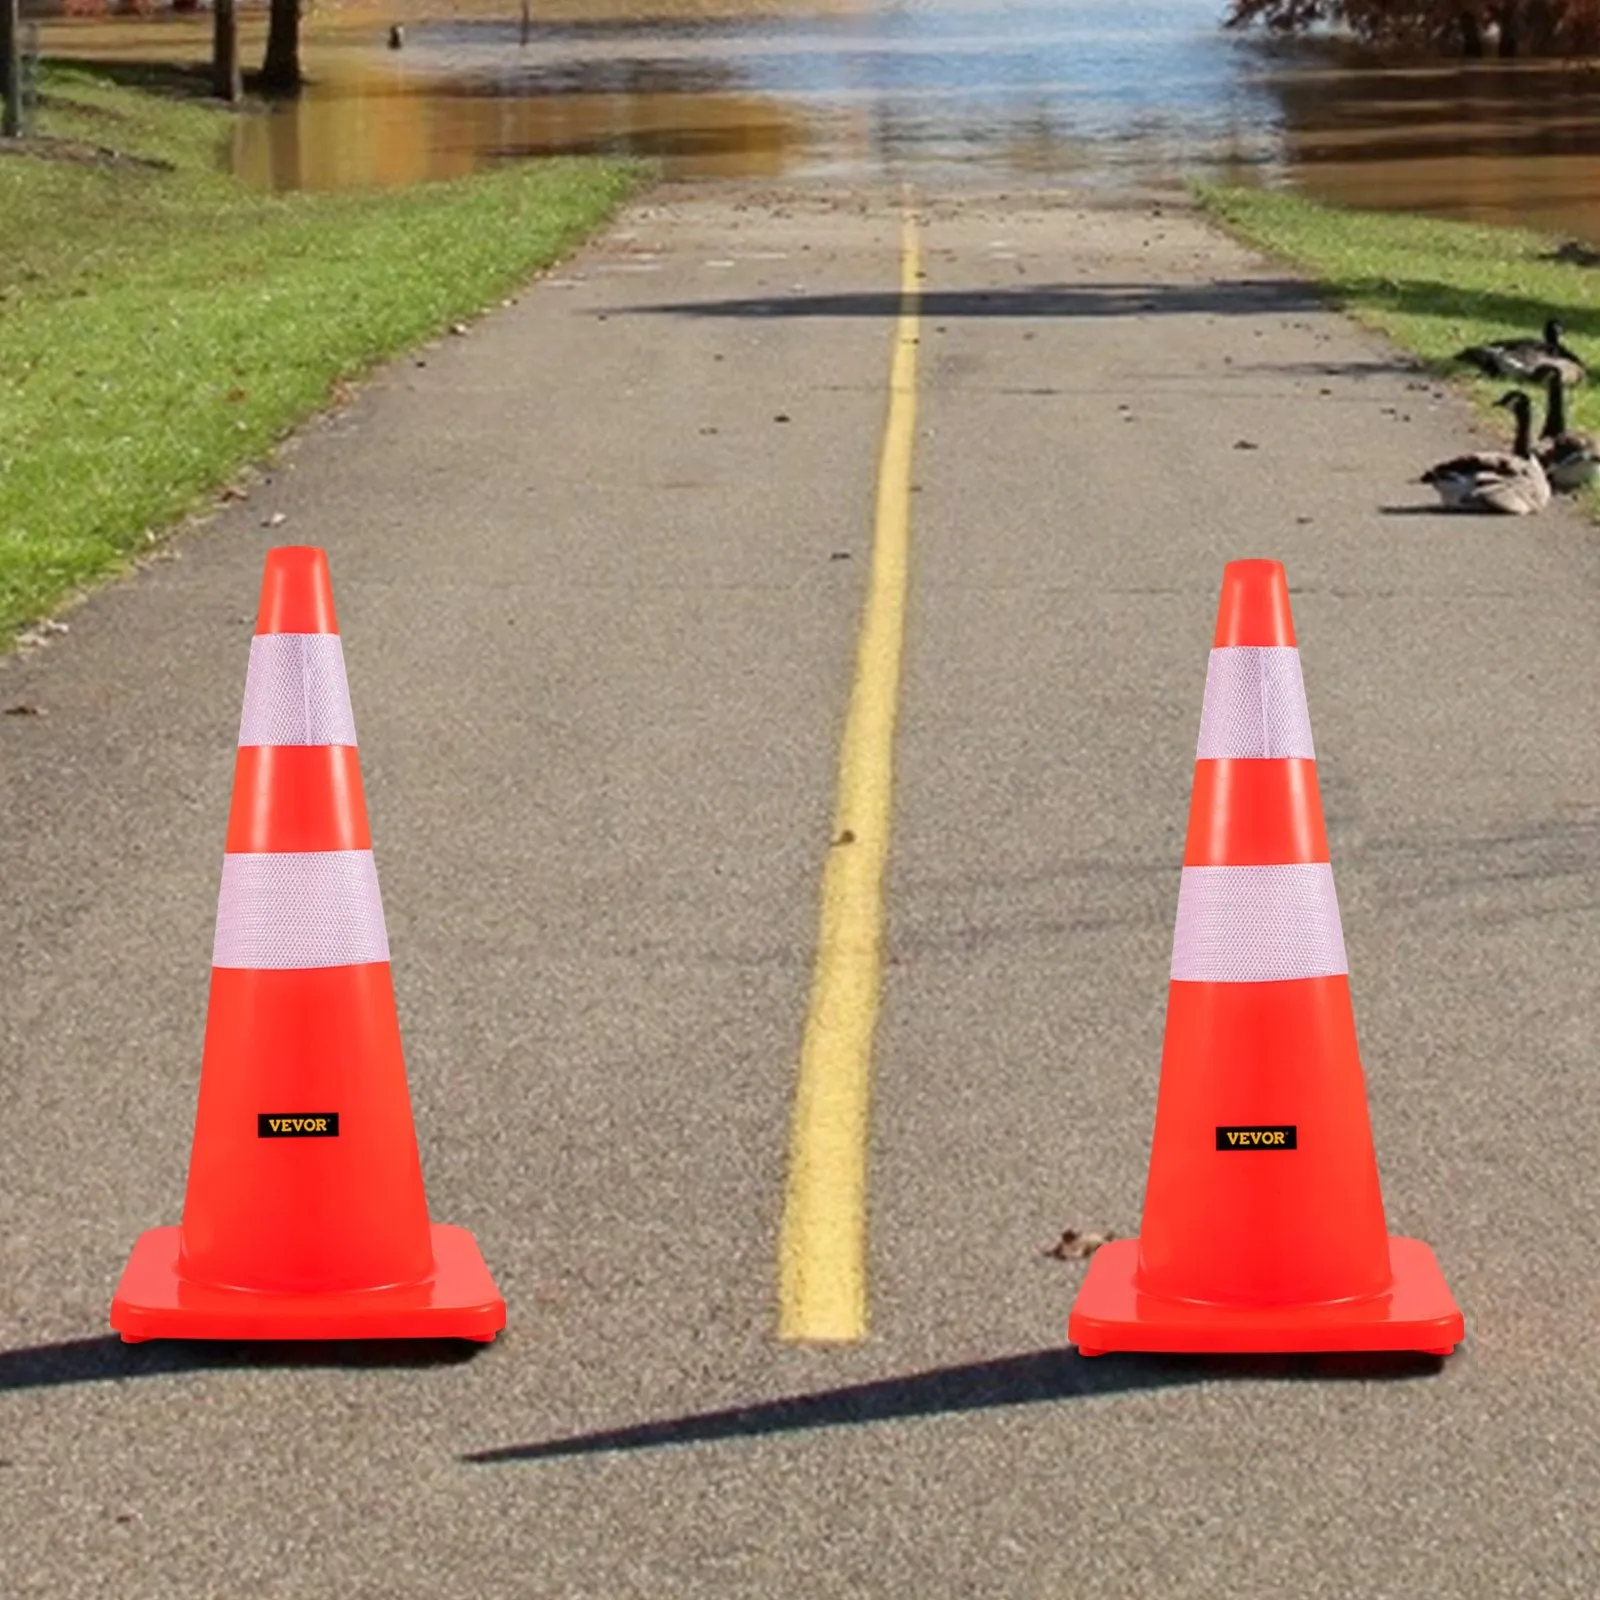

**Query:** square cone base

left=109, top=1224, right=506, bottom=1343
left=1068, top=1237, right=1463, bottom=1356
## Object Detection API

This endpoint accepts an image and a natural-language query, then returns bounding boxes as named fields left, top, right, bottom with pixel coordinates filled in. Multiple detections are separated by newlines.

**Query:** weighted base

left=1069, top=1237, right=1462, bottom=1356
left=110, top=1223, right=505, bottom=1343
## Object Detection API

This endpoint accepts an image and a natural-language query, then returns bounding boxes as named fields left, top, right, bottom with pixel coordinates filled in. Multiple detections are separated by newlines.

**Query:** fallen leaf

left=1046, top=1228, right=1114, bottom=1261
left=1234, top=439, right=1260, bottom=451
left=3, top=703, right=45, bottom=716
left=263, top=512, right=287, bottom=528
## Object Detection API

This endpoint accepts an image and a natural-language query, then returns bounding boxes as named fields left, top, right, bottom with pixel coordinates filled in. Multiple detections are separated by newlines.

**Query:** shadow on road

left=463, top=1345, right=1444, bottom=1464
left=1224, top=358, right=1428, bottom=379
left=0, top=1333, right=485, bottom=1390
left=616, top=280, right=1328, bottom=321
left=617, top=274, right=1600, bottom=361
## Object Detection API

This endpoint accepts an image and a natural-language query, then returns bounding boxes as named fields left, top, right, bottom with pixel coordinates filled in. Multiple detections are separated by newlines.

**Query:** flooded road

left=273, top=0, right=1278, bottom=189
left=36, top=0, right=1600, bottom=244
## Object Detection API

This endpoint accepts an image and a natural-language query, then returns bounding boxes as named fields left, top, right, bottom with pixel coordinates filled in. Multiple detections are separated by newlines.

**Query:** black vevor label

left=258, top=1113, right=339, bottom=1137
left=1216, top=1124, right=1297, bottom=1151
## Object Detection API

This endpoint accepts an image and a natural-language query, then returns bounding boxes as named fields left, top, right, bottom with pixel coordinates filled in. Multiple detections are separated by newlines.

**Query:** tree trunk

left=213, top=0, right=241, bottom=103
left=260, top=0, right=303, bottom=96
left=1495, top=5, right=1519, bottom=56
left=1, top=0, right=21, bottom=139
left=1524, top=0, right=1558, bottom=53
left=1458, top=9, right=1484, bottom=56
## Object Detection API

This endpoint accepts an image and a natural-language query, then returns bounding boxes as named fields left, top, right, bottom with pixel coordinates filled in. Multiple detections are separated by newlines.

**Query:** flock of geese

left=1421, top=319, right=1599, bottom=515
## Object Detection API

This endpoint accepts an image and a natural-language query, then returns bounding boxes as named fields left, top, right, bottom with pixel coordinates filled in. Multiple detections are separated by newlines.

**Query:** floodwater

left=33, top=0, right=1600, bottom=244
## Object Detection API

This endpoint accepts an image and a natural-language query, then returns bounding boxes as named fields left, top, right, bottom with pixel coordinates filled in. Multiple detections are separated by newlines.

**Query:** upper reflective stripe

left=212, top=850, right=390, bottom=969
left=1170, top=863, right=1348, bottom=983
left=238, top=634, right=358, bottom=748
left=1195, top=647, right=1315, bottom=761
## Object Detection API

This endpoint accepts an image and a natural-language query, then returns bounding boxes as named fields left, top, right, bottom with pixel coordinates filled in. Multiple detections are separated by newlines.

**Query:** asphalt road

left=1, top=180, right=1597, bottom=1598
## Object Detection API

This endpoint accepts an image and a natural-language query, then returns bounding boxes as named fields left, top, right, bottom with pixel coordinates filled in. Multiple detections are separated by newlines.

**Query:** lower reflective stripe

left=1170, top=862, right=1347, bottom=983
left=213, top=850, right=390, bottom=969
left=1196, top=647, right=1315, bottom=761
left=238, top=634, right=358, bottom=749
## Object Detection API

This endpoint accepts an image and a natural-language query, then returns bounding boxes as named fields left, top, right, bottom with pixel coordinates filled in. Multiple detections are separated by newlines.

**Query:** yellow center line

left=778, top=195, right=922, bottom=1345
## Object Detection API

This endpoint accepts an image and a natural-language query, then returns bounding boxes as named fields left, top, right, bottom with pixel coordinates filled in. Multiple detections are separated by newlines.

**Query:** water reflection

left=1260, top=61, right=1600, bottom=238
left=228, top=52, right=815, bottom=189
left=31, top=0, right=1600, bottom=245
left=378, top=0, right=1275, bottom=183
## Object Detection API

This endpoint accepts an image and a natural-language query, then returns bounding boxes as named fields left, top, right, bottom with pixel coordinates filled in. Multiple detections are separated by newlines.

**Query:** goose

left=1535, top=365, right=1600, bottom=491
left=1458, top=318, right=1585, bottom=387
left=1420, top=391, right=1551, bottom=514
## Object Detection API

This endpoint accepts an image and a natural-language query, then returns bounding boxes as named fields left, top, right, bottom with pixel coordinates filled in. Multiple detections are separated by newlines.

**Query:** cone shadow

left=0, top=1334, right=486, bottom=1390
left=463, top=1346, right=1445, bottom=1463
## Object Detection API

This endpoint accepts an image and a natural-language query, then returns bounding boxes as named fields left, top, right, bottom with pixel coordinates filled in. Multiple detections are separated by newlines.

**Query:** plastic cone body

left=111, top=548, right=505, bottom=1341
left=1068, top=561, right=1462, bottom=1355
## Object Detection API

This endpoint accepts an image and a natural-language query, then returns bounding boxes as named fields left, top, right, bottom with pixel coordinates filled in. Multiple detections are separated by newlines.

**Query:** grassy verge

left=1194, top=182, right=1600, bottom=470
left=0, top=62, right=653, bottom=645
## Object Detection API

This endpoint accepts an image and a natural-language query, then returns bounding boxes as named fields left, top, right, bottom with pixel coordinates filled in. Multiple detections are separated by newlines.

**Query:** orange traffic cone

left=1069, top=560, right=1462, bottom=1356
left=111, top=548, right=505, bottom=1342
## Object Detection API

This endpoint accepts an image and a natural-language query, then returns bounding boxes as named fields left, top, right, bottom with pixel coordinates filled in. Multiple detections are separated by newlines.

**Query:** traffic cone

left=1068, top=560, right=1462, bottom=1356
left=110, top=547, right=505, bottom=1342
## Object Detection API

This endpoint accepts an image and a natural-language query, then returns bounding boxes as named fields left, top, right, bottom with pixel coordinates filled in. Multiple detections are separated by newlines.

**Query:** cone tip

left=256, top=547, right=338, bottom=635
left=1214, top=559, right=1296, bottom=648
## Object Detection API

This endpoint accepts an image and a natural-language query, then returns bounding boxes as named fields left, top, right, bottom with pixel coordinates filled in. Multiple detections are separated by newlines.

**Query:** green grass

left=0, top=63, right=653, bottom=643
left=1195, top=182, right=1600, bottom=471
